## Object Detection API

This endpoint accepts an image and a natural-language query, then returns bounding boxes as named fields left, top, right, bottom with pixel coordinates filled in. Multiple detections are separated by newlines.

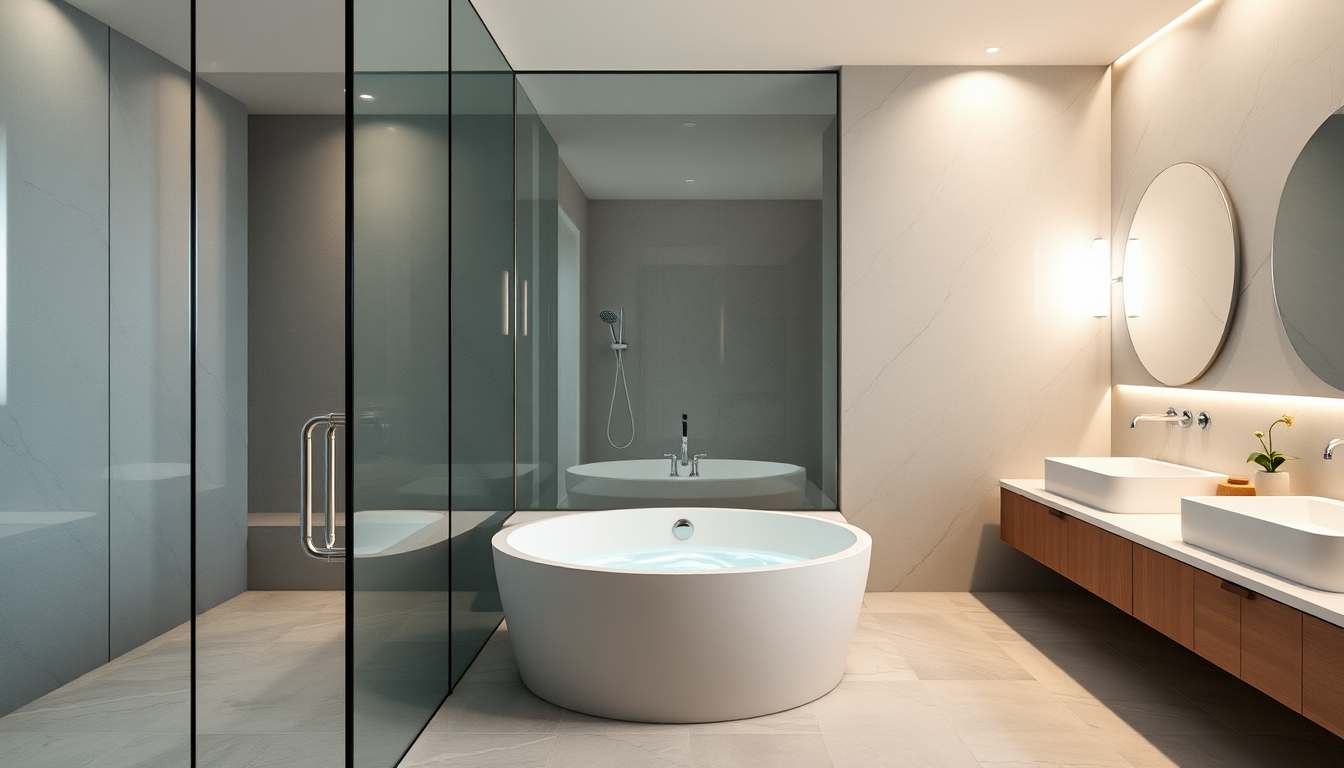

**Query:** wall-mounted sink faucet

left=1130, top=407, right=1211, bottom=430
left=1325, top=438, right=1344, bottom=459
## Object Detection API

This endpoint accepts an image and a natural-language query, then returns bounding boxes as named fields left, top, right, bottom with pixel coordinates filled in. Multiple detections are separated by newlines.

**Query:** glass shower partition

left=348, top=0, right=512, bottom=765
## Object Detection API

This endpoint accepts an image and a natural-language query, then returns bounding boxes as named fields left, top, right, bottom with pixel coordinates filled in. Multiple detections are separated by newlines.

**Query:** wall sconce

left=1124, top=238, right=1143, bottom=318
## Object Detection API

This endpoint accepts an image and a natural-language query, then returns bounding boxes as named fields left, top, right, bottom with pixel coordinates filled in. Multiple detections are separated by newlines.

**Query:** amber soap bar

left=1216, top=477, right=1256, bottom=496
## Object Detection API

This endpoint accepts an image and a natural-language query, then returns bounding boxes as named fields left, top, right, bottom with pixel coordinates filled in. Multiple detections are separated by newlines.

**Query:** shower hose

left=607, top=345, right=636, bottom=449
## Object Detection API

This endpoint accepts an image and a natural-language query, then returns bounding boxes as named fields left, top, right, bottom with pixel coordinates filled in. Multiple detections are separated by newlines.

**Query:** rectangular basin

left=1044, top=457, right=1224, bottom=515
left=1182, top=496, right=1344, bottom=592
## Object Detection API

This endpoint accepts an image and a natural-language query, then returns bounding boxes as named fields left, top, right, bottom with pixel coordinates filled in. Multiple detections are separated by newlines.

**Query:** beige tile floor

left=399, top=591, right=1344, bottom=768
left=0, top=590, right=345, bottom=768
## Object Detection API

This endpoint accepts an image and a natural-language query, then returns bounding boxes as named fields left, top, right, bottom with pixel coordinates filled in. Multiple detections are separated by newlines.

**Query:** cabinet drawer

left=1132, top=545, right=1192, bottom=647
left=1193, top=570, right=1241, bottom=675
left=1241, top=593, right=1302, bottom=712
left=1064, top=516, right=1135, bottom=602
left=1304, top=615, right=1344, bottom=738
left=1000, top=490, right=1066, bottom=573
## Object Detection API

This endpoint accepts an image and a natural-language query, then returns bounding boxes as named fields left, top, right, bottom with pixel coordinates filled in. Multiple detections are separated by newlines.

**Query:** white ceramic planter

left=1254, top=470, right=1291, bottom=496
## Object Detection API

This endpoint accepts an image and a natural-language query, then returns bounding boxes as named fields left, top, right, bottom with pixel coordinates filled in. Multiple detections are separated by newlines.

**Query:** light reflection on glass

left=0, top=122, right=7, bottom=405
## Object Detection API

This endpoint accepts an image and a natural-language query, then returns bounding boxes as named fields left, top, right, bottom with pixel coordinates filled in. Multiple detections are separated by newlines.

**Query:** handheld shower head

left=598, top=309, right=620, bottom=325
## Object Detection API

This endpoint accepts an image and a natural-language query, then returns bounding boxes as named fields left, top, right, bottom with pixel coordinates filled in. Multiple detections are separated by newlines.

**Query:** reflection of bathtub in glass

left=352, top=509, right=505, bottom=590
left=565, top=459, right=807, bottom=510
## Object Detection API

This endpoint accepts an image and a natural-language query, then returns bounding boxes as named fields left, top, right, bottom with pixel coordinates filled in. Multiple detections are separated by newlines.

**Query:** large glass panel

left=349, top=0, right=506, bottom=764
left=194, top=1, right=347, bottom=764
left=0, top=0, right=193, bottom=763
left=513, top=73, right=840, bottom=512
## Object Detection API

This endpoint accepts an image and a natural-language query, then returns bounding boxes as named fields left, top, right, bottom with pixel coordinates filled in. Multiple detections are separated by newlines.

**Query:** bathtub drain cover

left=672, top=519, right=694, bottom=540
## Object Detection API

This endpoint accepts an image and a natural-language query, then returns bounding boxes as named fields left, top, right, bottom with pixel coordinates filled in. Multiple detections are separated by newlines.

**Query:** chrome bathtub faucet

left=680, top=413, right=690, bottom=466
left=663, top=454, right=680, bottom=477
left=690, top=454, right=708, bottom=477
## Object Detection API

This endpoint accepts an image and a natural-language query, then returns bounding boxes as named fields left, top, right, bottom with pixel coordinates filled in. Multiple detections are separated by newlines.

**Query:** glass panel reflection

left=513, top=73, right=840, bottom=512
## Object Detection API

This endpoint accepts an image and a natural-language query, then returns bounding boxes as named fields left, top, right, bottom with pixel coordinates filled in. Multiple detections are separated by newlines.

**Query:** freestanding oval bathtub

left=492, top=508, right=871, bottom=723
left=565, top=459, right=807, bottom=509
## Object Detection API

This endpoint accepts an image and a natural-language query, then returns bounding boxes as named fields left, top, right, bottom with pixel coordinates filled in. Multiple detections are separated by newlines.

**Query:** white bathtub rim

left=491, top=507, right=871, bottom=576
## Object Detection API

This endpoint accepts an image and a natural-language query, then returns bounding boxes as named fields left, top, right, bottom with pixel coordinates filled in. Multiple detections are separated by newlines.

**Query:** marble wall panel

left=108, top=30, right=192, bottom=658
left=840, top=66, right=1112, bottom=591
left=1111, top=0, right=1344, bottom=398
left=195, top=79, right=249, bottom=613
left=0, top=0, right=110, bottom=716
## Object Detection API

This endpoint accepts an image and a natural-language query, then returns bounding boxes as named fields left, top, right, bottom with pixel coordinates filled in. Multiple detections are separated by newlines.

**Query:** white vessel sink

left=1044, top=457, right=1224, bottom=515
left=1182, top=496, right=1344, bottom=592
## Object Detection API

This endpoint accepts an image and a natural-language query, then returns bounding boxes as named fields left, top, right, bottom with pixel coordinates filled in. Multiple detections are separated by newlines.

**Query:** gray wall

left=0, top=0, right=247, bottom=715
left=583, top=200, right=824, bottom=484
left=194, top=78, right=249, bottom=613
left=247, top=116, right=345, bottom=515
left=0, top=0, right=111, bottom=716
left=558, top=158, right=589, bottom=456
left=108, top=29, right=192, bottom=657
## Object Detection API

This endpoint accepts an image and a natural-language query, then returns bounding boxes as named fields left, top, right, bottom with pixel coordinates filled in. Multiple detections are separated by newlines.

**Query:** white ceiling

left=470, top=0, right=1205, bottom=70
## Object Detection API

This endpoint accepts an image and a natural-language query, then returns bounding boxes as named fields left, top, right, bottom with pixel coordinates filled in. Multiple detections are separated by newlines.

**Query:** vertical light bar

left=1090, top=238, right=1109, bottom=318
left=501, top=270, right=510, bottom=335
left=522, top=279, right=529, bottom=337
left=0, top=123, right=8, bottom=405
left=1125, top=238, right=1143, bottom=318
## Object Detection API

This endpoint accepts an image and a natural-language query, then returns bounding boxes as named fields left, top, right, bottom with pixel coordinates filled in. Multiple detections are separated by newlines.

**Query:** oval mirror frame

left=1123, top=162, right=1240, bottom=386
left=1272, top=108, right=1344, bottom=391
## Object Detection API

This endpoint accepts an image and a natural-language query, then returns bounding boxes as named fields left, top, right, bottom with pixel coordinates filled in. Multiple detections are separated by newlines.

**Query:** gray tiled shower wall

left=0, top=0, right=248, bottom=717
left=583, top=200, right=825, bottom=487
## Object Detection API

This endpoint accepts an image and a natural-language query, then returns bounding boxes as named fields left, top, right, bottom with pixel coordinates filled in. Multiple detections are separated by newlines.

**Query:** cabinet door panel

left=1096, top=527, right=1133, bottom=613
left=1162, top=555, right=1195, bottom=649
left=1241, top=594, right=1302, bottom=712
left=1194, top=570, right=1240, bottom=676
left=1066, top=516, right=1099, bottom=591
left=1000, top=488, right=1025, bottom=551
left=1133, top=545, right=1163, bottom=630
left=1304, top=615, right=1344, bottom=739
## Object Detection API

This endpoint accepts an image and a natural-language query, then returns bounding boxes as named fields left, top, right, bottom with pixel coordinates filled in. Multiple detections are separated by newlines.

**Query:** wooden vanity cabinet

left=1132, top=545, right=1193, bottom=649
left=1304, top=615, right=1344, bottom=736
left=1000, top=488, right=1342, bottom=737
left=1241, top=593, right=1302, bottom=712
left=1193, top=569, right=1242, bottom=676
left=999, top=489, right=1130, bottom=611
left=1067, top=516, right=1132, bottom=613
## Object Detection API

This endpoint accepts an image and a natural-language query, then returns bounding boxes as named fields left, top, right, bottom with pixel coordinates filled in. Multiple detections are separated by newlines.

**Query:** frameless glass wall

left=0, top=0, right=193, bottom=763
left=513, top=73, right=840, bottom=512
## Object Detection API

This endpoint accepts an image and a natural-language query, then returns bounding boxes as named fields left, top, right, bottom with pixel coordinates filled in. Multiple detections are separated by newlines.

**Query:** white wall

left=1110, top=0, right=1344, bottom=478
left=840, top=66, right=1112, bottom=591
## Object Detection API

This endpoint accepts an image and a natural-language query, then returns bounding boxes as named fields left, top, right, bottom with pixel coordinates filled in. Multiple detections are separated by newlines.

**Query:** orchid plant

left=1248, top=415, right=1297, bottom=473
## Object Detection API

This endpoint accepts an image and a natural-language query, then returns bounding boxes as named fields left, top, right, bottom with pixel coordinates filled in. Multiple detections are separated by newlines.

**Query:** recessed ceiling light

left=685, top=179, right=695, bottom=183
left=683, top=121, right=697, bottom=127
left=985, top=46, right=1001, bottom=53
left=359, top=94, right=374, bottom=100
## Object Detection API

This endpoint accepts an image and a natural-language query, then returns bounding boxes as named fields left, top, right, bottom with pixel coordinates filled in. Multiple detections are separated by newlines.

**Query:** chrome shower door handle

left=301, top=413, right=346, bottom=560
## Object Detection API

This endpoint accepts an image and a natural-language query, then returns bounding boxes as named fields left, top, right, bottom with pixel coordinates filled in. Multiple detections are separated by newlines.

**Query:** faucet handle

left=690, top=454, right=708, bottom=477
left=663, top=454, right=680, bottom=477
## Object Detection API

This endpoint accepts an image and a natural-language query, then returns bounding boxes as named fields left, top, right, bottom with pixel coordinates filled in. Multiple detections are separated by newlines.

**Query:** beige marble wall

left=1113, top=384, right=1344, bottom=500
left=841, top=66, right=1112, bottom=591
left=1111, top=0, right=1344, bottom=398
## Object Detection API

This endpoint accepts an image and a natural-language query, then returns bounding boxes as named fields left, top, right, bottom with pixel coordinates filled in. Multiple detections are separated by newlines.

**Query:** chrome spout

left=1326, top=439, right=1344, bottom=460
left=1131, top=407, right=1193, bottom=429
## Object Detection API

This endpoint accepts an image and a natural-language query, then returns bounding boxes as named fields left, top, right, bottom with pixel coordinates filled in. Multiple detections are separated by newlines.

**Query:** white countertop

left=1002, top=479, right=1344, bottom=628
left=504, top=510, right=847, bottom=528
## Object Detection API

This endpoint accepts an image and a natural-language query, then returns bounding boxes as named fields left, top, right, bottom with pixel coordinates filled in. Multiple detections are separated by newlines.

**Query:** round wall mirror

left=1124, top=163, right=1240, bottom=386
left=1273, top=109, right=1344, bottom=390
